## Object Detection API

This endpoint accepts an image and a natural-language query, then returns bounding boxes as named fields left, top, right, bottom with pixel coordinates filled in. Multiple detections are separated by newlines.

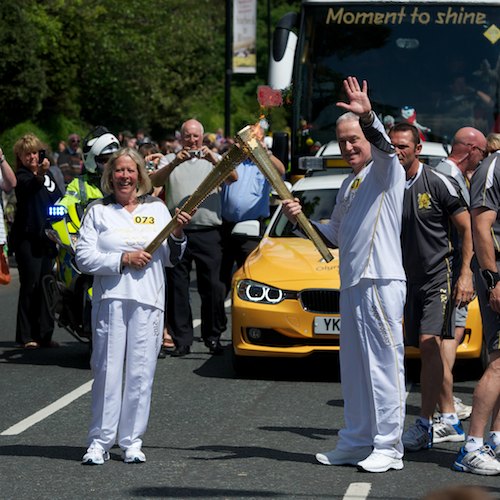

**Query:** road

left=0, top=267, right=498, bottom=499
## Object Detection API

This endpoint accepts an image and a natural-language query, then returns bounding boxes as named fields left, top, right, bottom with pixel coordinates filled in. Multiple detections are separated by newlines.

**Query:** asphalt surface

left=0, top=267, right=499, bottom=499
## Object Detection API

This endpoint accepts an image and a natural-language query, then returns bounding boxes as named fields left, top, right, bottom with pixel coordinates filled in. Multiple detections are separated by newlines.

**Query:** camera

left=146, top=160, right=155, bottom=172
left=188, top=150, right=203, bottom=159
left=38, top=149, right=46, bottom=166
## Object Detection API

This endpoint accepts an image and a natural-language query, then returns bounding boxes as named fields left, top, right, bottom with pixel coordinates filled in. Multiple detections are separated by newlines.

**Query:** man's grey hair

left=181, top=119, right=204, bottom=136
left=336, top=112, right=359, bottom=126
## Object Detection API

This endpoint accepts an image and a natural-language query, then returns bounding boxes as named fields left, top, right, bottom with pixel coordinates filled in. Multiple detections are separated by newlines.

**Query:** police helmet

left=83, top=128, right=120, bottom=173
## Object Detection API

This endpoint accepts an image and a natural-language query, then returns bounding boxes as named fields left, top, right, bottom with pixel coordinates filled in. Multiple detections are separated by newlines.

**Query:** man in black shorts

left=388, top=123, right=474, bottom=452
left=452, top=150, right=500, bottom=475
left=434, top=127, right=487, bottom=424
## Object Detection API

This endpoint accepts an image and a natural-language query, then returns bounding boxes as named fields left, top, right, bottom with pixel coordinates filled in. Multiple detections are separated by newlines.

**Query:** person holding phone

left=10, top=134, right=63, bottom=348
left=150, top=119, right=237, bottom=357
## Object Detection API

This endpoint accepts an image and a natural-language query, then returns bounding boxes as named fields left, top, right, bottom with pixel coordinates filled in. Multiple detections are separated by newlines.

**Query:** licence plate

left=314, top=316, right=341, bottom=335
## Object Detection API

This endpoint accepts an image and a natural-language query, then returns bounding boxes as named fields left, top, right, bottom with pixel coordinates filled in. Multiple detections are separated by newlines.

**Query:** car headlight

left=236, top=279, right=286, bottom=305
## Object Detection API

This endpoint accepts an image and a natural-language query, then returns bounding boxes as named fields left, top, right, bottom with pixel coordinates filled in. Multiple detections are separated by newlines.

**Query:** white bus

left=269, top=0, right=499, bottom=175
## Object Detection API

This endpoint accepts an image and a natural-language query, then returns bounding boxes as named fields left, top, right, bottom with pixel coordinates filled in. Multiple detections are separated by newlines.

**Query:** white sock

left=489, top=431, right=500, bottom=446
left=441, top=413, right=459, bottom=425
left=464, top=436, right=483, bottom=452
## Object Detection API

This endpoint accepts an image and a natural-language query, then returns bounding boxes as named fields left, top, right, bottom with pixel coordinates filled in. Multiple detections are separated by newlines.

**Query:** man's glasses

left=462, top=142, right=487, bottom=158
left=471, top=145, right=487, bottom=158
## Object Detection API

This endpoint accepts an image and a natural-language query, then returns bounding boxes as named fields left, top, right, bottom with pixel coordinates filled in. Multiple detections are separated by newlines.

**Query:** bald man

left=436, top=128, right=488, bottom=205
left=454, top=150, right=500, bottom=475
left=433, top=127, right=487, bottom=438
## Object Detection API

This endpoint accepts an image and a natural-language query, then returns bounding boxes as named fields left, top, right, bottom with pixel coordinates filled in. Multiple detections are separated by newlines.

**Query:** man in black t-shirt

left=389, top=123, right=474, bottom=454
left=434, top=127, right=487, bottom=423
left=452, top=151, right=500, bottom=476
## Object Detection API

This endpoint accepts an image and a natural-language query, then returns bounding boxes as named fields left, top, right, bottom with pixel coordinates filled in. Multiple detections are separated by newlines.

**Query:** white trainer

left=123, top=448, right=146, bottom=464
left=82, top=445, right=110, bottom=465
left=434, top=396, right=472, bottom=421
left=452, top=444, right=500, bottom=476
left=315, top=446, right=372, bottom=466
left=490, top=441, right=499, bottom=457
left=433, top=418, right=465, bottom=443
left=453, top=396, right=472, bottom=421
left=357, top=451, right=404, bottom=473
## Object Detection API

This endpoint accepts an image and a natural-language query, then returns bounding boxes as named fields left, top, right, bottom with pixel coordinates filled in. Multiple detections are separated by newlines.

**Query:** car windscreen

left=270, top=187, right=339, bottom=237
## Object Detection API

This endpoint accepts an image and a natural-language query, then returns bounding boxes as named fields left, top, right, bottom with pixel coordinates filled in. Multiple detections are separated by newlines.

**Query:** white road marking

left=1, top=300, right=232, bottom=435
left=1, top=380, right=93, bottom=436
left=406, top=382, right=413, bottom=400
left=343, top=482, right=372, bottom=500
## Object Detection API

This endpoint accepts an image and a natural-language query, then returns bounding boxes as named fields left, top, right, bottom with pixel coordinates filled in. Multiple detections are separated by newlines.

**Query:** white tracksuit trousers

left=337, top=279, right=406, bottom=458
left=87, top=299, right=163, bottom=452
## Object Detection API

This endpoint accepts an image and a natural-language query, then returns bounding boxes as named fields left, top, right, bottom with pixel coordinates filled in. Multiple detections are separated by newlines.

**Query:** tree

left=0, top=0, right=301, bottom=147
left=0, top=1, right=48, bottom=129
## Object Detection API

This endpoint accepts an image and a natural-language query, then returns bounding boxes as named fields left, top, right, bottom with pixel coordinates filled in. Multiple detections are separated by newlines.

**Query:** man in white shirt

left=283, top=77, right=406, bottom=473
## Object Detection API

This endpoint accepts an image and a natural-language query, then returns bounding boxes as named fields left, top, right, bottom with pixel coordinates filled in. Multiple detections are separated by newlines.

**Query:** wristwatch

left=482, top=269, right=500, bottom=290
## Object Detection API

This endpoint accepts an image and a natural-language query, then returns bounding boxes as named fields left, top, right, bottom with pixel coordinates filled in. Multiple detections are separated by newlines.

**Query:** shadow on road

left=130, top=486, right=289, bottom=498
left=194, top=343, right=341, bottom=383
left=259, top=425, right=338, bottom=441
left=0, top=342, right=90, bottom=370
left=0, top=444, right=86, bottom=461
left=169, top=443, right=315, bottom=465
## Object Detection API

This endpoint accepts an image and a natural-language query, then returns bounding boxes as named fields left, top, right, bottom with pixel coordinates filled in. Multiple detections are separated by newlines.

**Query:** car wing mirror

left=231, top=220, right=261, bottom=239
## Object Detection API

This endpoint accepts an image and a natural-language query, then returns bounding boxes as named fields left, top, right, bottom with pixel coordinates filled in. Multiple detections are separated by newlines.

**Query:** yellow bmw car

left=231, top=173, right=486, bottom=373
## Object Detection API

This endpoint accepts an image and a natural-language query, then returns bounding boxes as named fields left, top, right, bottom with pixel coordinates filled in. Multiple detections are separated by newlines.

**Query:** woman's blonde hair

left=13, top=133, right=44, bottom=169
left=101, top=147, right=152, bottom=196
left=487, top=133, right=500, bottom=154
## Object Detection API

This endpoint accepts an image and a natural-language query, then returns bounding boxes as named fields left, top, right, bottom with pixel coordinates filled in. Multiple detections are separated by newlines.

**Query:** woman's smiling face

left=112, top=155, right=138, bottom=198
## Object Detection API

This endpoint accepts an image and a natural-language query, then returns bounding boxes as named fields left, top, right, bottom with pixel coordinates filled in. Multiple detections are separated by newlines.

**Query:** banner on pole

left=233, top=0, right=256, bottom=74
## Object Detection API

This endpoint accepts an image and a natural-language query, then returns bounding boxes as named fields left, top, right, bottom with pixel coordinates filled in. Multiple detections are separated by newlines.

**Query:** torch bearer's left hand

left=172, top=209, right=193, bottom=238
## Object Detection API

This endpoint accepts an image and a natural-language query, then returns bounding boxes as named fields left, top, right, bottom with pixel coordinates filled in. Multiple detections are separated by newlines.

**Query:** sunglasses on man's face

left=471, top=145, right=487, bottom=158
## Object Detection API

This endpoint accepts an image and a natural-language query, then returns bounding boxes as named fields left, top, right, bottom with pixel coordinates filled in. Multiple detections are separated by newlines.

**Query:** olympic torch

left=145, top=145, right=247, bottom=254
left=236, top=125, right=333, bottom=263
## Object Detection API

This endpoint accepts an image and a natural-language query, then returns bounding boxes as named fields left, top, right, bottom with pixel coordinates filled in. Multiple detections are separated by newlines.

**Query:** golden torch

left=145, top=146, right=247, bottom=254
left=146, top=125, right=333, bottom=263
left=236, top=125, right=333, bottom=263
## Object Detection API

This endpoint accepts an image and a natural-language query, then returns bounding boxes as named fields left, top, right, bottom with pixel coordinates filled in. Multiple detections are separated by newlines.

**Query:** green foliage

left=0, top=122, right=50, bottom=167
left=0, top=2, right=47, bottom=128
left=0, top=0, right=301, bottom=146
left=40, top=114, right=90, bottom=151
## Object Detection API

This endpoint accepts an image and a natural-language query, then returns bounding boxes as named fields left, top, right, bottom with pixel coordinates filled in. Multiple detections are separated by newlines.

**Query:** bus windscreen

left=294, top=4, right=499, bottom=158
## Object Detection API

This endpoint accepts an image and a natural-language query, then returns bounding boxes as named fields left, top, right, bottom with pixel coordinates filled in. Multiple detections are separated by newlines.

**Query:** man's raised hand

left=336, top=76, right=372, bottom=119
